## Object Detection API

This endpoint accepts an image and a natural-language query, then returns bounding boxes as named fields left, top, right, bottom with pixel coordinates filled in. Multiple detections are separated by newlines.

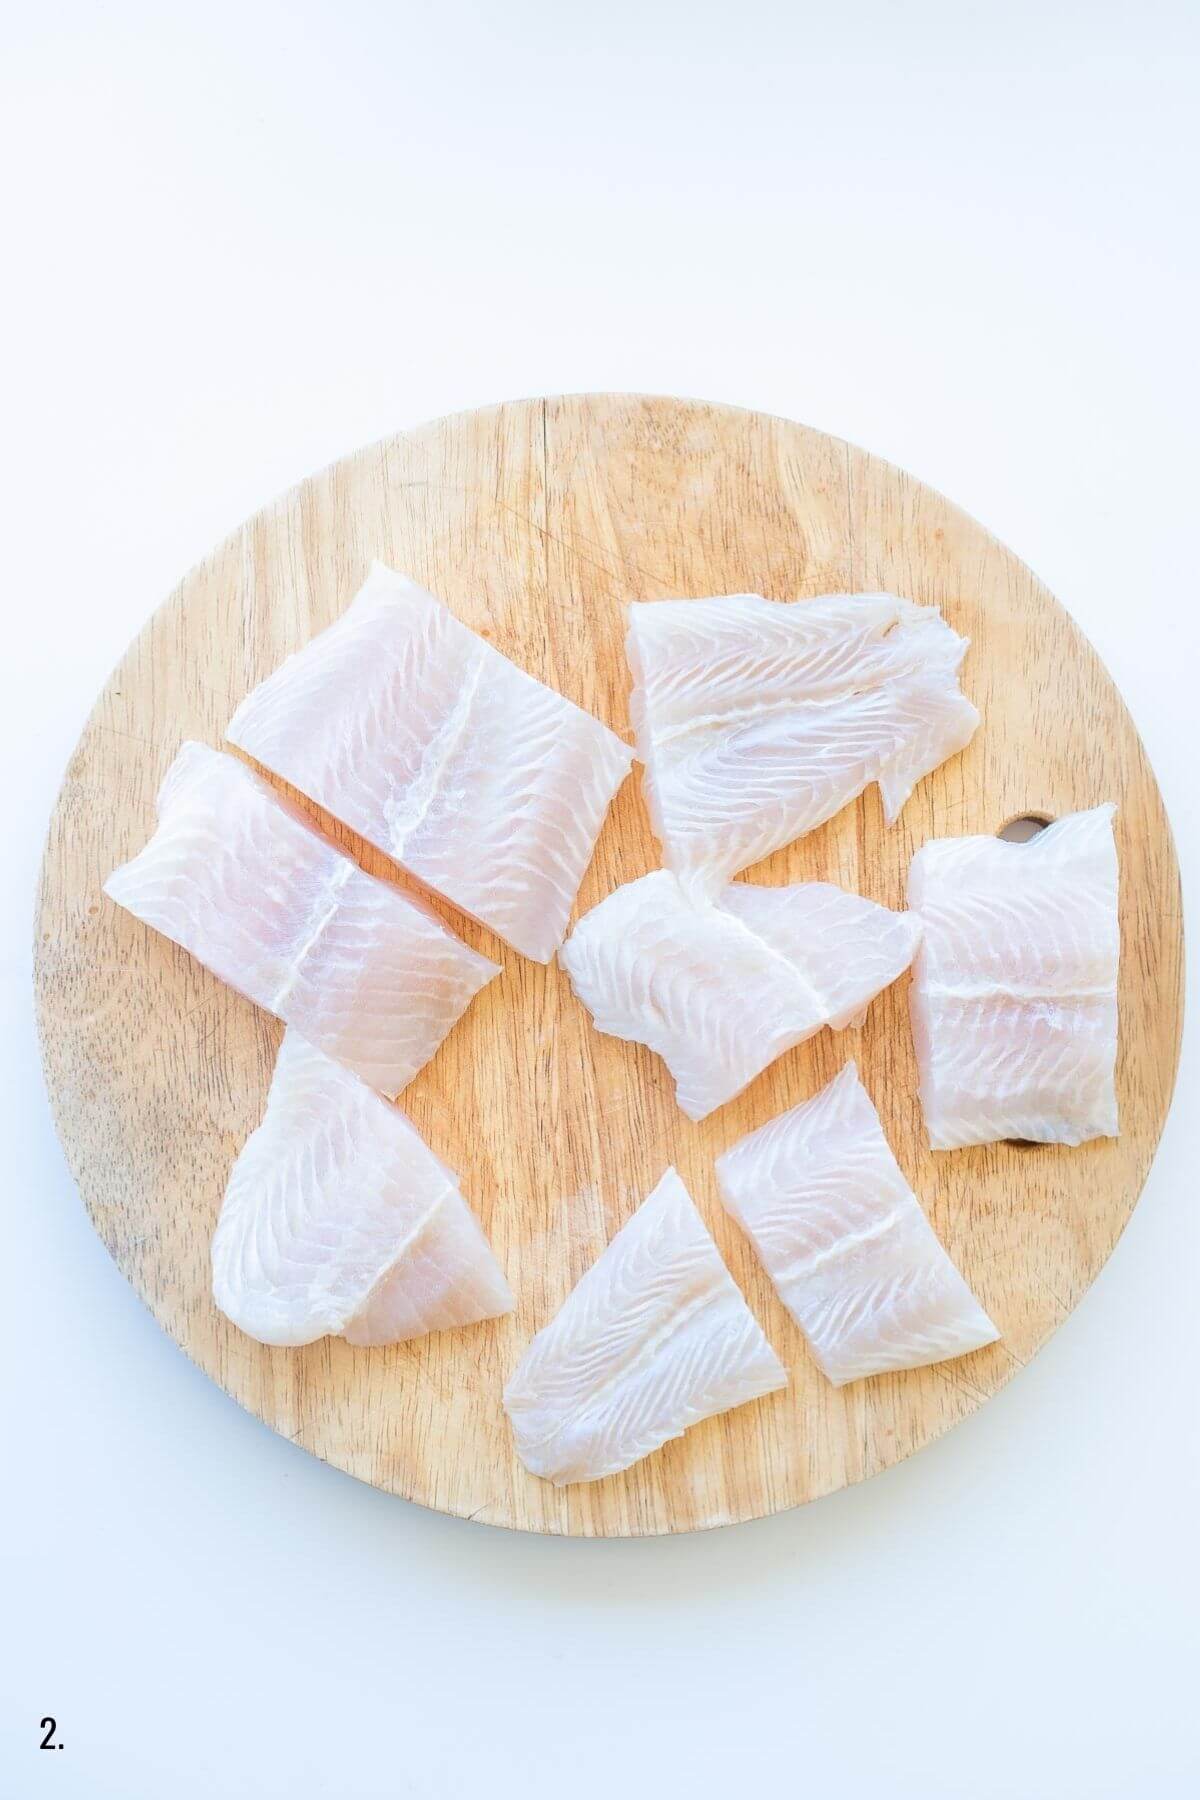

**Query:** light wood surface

left=34, top=395, right=1183, bottom=1535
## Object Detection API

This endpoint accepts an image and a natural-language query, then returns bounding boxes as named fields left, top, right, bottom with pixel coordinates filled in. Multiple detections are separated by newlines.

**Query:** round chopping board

left=35, top=395, right=1183, bottom=1535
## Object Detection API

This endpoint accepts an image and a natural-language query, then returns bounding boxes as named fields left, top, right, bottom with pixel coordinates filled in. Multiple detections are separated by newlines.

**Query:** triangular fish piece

left=716, top=1063, right=998, bottom=1385
left=627, top=591, right=979, bottom=893
left=104, top=742, right=498, bottom=1099
left=503, top=1168, right=786, bottom=1485
left=908, top=804, right=1120, bottom=1147
left=227, top=563, right=634, bottom=962
left=558, top=870, right=922, bottom=1120
left=212, top=1032, right=514, bottom=1347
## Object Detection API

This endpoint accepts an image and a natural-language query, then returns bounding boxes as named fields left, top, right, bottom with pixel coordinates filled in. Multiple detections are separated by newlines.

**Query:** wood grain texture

left=34, top=395, right=1183, bottom=1535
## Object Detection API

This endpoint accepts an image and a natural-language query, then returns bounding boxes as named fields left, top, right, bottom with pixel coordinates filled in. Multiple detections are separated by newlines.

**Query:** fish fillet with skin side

left=104, top=742, right=499, bottom=1099
left=716, top=1063, right=999, bottom=1386
left=503, top=1168, right=787, bottom=1485
left=626, top=591, right=980, bottom=893
left=226, top=562, right=634, bottom=962
left=558, top=870, right=922, bottom=1120
left=212, top=1032, right=514, bottom=1347
left=908, top=804, right=1120, bottom=1148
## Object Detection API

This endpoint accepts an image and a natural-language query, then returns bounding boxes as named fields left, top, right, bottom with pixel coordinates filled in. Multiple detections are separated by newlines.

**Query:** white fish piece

left=212, top=1032, right=513, bottom=1347
left=716, top=1063, right=998, bottom=1385
left=104, top=742, right=498, bottom=1099
left=503, top=1168, right=786, bottom=1485
left=627, top=591, right=979, bottom=893
left=226, top=562, right=634, bottom=962
left=559, top=870, right=922, bottom=1120
left=908, top=804, right=1119, bottom=1148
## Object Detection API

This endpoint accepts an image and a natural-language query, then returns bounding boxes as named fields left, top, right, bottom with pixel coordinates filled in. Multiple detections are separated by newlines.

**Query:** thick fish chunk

left=104, top=742, right=498, bottom=1099
left=503, top=1168, right=786, bottom=1485
left=627, top=591, right=979, bottom=893
left=908, top=804, right=1119, bottom=1148
left=227, top=563, right=634, bottom=962
left=212, top=1032, right=513, bottom=1347
left=716, top=1063, right=998, bottom=1385
left=559, top=870, right=921, bottom=1120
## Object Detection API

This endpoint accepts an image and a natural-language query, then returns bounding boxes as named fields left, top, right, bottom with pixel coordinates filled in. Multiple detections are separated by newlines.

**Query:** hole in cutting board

left=997, top=812, right=1053, bottom=843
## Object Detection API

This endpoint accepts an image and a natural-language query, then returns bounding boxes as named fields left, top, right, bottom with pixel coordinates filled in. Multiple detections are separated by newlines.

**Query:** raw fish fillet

left=908, top=805, right=1119, bottom=1148
left=503, top=1168, right=786, bottom=1484
left=212, top=1032, right=513, bottom=1347
left=626, top=591, right=979, bottom=893
left=227, top=562, right=634, bottom=962
left=558, top=870, right=922, bottom=1120
left=716, top=1063, right=998, bottom=1385
left=104, top=742, right=498, bottom=1099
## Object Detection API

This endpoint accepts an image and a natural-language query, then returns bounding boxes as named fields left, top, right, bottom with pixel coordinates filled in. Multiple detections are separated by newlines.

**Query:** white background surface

left=3, top=4, right=1197, bottom=1796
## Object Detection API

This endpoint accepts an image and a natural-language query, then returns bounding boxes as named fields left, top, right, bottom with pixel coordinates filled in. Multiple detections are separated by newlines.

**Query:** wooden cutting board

left=34, top=395, right=1183, bottom=1535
